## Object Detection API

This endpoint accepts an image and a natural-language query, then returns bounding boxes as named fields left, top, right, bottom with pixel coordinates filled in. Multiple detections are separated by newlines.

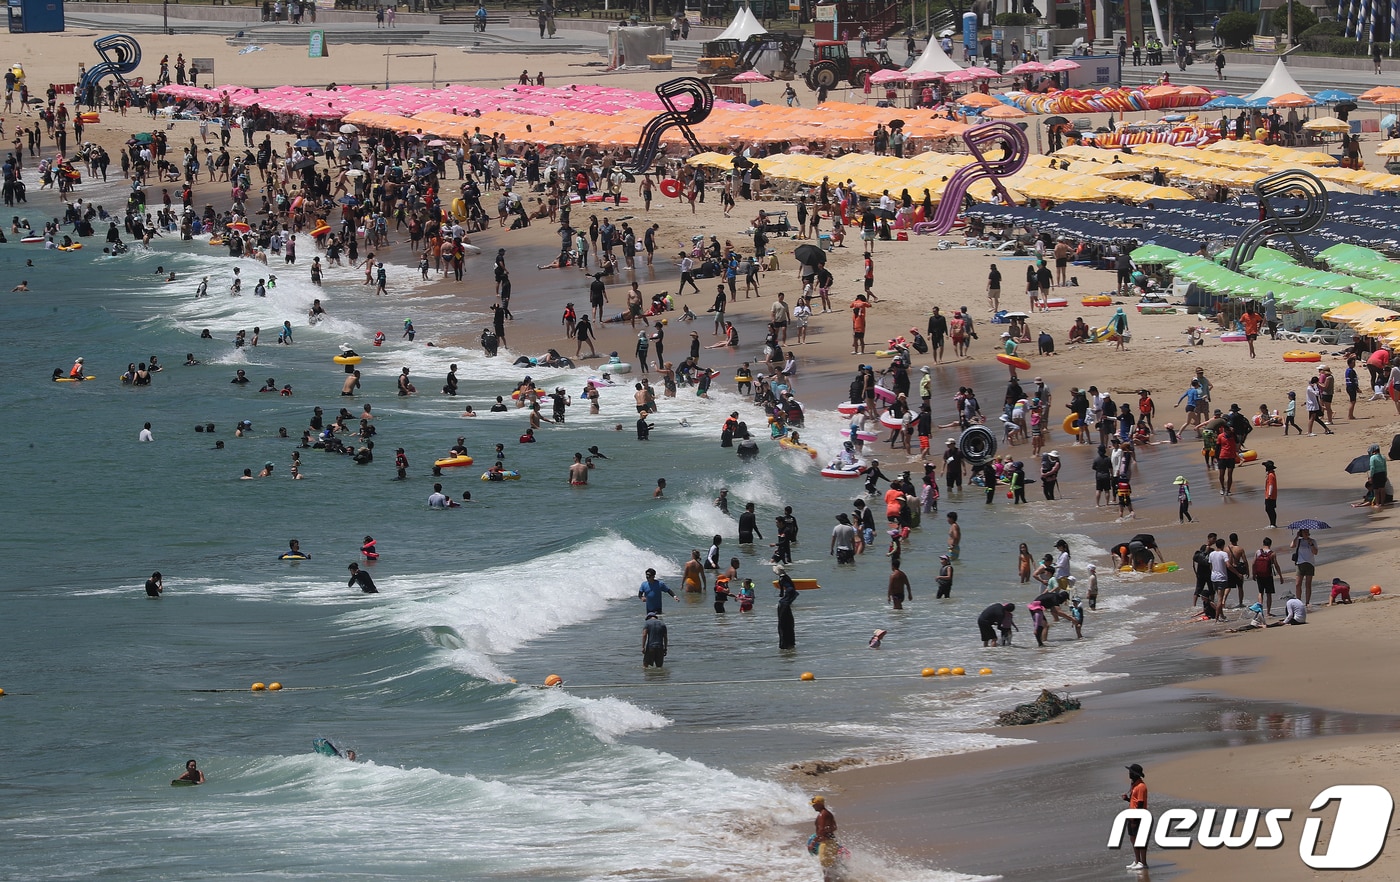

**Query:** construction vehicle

left=698, top=32, right=804, bottom=83
left=802, top=40, right=898, bottom=90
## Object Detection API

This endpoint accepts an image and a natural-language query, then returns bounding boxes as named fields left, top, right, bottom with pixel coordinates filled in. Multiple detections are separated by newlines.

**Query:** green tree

left=1216, top=10, right=1258, bottom=47
left=1277, top=1, right=1318, bottom=40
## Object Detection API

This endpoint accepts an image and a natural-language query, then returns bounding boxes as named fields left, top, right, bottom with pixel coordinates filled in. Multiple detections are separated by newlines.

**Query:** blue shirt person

left=638, top=568, right=676, bottom=614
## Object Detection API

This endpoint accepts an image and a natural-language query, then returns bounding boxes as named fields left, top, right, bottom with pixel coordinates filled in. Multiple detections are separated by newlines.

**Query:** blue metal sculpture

left=627, top=77, right=714, bottom=174
left=78, top=34, right=143, bottom=100
left=1227, top=168, right=1328, bottom=270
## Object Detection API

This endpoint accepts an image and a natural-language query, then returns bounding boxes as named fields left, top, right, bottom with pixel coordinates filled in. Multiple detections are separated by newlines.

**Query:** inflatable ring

left=958, top=425, right=997, bottom=465
left=333, top=355, right=363, bottom=365
left=604, top=361, right=632, bottom=374
left=310, top=224, right=332, bottom=238
left=480, top=470, right=521, bottom=481
left=1283, top=350, right=1321, bottom=363
left=1044, top=297, right=1068, bottom=308
left=996, top=353, right=1031, bottom=370
left=20, top=236, right=43, bottom=243
left=1240, top=450, right=1258, bottom=463
left=872, top=385, right=898, bottom=403
left=837, top=402, right=862, bottom=415
left=78, top=112, right=100, bottom=124
left=1081, top=295, right=1113, bottom=307
left=57, top=244, right=83, bottom=251
left=873, top=349, right=901, bottom=358
left=821, top=465, right=867, bottom=478
left=511, top=388, right=541, bottom=400
left=855, top=430, right=878, bottom=442
left=734, top=375, right=753, bottom=384
left=434, top=455, right=475, bottom=468
left=879, top=411, right=904, bottom=429
left=208, top=237, right=225, bottom=245
left=1063, top=413, right=1083, bottom=436
left=659, top=178, right=682, bottom=198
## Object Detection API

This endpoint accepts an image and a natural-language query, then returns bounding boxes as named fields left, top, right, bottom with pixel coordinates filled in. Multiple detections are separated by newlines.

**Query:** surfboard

left=170, top=779, right=200, bottom=787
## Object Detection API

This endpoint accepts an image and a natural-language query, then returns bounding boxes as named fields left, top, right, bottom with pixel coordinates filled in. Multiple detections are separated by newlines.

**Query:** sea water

left=2, top=192, right=1155, bottom=881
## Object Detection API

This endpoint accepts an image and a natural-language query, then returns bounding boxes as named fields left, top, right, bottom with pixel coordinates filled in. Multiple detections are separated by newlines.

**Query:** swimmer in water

left=175, top=759, right=205, bottom=785
left=280, top=539, right=308, bottom=559
left=11, top=280, right=28, bottom=291
left=145, top=571, right=163, bottom=597
left=347, top=563, right=379, bottom=594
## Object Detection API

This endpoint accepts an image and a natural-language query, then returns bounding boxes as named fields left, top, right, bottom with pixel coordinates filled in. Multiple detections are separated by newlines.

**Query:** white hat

left=920, top=366, right=931, bottom=373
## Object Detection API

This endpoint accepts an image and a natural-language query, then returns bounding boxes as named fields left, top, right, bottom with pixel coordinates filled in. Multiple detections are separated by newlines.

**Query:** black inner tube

left=959, top=425, right=997, bottom=465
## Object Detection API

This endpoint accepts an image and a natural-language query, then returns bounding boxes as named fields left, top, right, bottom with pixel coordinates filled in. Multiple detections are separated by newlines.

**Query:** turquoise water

left=1, top=190, right=1156, bottom=880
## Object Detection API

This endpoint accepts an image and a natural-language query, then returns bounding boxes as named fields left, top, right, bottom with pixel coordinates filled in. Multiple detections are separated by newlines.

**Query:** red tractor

left=803, top=40, right=898, bottom=90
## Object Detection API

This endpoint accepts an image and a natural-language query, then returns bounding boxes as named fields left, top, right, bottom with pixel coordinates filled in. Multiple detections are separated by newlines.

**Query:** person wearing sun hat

left=1172, top=475, right=1193, bottom=523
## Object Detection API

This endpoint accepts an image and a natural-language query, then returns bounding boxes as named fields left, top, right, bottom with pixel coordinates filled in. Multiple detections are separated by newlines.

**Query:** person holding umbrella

left=1290, top=525, right=1320, bottom=605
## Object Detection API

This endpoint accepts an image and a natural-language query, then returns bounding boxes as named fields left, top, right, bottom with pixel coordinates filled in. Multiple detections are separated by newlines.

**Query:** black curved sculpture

left=627, top=77, right=714, bottom=174
left=1227, top=168, right=1328, bottom=270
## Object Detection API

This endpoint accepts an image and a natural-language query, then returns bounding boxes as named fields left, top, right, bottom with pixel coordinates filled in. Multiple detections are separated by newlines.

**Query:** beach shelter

left=1245, top=60, right=1310, bottom=103
left=715, top=6, right=767, bottom=40
left=905, top=36, right=964, bottom=76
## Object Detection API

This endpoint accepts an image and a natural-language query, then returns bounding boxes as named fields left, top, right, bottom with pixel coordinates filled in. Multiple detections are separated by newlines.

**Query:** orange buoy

left=1371, top=585, right=1383, bottom=596
left=659, top=178, right=682, bottom=199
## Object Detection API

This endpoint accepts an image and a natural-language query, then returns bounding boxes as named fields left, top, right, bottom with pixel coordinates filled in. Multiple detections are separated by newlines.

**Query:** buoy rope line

left=539, top=673, right=988, bottom=689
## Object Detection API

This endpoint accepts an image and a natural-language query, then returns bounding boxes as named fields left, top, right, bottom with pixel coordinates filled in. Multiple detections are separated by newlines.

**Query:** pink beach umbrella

left=939, top=69, right=977, bottom=84
left=905, top=70, right=946, bottom=83
left=1007, top=61, right=1047, bottom=75
left=1043, top=58, right=1081, bottom=72
left=867, top=68, right=908, bottom=85
left=732, top=70, right=772, bottom=83
left=965, top=66, right=1002, bottom=79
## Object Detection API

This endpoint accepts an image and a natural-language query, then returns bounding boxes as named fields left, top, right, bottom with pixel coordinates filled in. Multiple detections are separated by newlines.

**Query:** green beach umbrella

left=1130, top=244, right=1183, bottom=264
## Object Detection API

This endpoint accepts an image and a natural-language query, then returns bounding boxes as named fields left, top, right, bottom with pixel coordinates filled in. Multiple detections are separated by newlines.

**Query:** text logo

left=1108, top=785, right=1392, bottom=870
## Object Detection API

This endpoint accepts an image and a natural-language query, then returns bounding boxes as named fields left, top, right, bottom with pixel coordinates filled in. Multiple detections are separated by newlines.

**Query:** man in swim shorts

left=642, top=612, right=668, bottom=668
left=946, top=512, right=961, bottom=561
left=568, top=452, right=589, bottom=485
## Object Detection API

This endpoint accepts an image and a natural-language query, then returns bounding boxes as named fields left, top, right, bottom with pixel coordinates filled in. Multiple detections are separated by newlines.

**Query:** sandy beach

left=17, top=23, right=1400, bottom=880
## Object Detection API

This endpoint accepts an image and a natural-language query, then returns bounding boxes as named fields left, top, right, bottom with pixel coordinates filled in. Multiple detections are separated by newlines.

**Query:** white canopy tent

left=904, top=36, right=964, bottom=75
left=715, top=7, right=768, bottom=41
left=1245, top=59, right=1310, bottom=101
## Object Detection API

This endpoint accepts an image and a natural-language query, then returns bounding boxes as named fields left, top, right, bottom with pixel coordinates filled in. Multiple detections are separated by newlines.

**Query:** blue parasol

left=1314, top=89, right=1357, bottom=103
left=1286, top=519, right=1331, bottom=530
left=1203, top=96, right=1247, bottom=109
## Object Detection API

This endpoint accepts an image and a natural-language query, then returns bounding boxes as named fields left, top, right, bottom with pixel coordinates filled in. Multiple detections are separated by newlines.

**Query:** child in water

left=737, top=578, right=755, bottom=612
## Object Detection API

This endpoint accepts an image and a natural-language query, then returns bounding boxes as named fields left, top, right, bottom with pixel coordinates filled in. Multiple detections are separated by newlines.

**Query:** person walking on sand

left=1121, top=763, right=1149, bottom=871
left=1253, top=536, right=1283, bottom=616
left=1174, top=475, right=1193, bottom=523
left=1263, top=460, right=1279, bottom=527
